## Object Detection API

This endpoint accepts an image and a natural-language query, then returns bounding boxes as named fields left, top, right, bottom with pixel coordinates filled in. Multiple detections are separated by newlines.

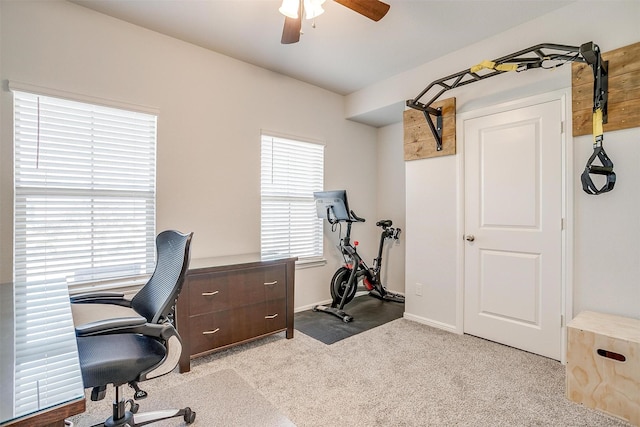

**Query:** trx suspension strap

left=581, top=107, right=615, bottom=194
left=579, top=42, right=615, bottom=195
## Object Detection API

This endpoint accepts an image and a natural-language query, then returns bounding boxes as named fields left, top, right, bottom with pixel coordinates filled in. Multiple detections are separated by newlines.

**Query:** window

left=10, top=88, right=156, bottom=420
left=13, top=90, right=157, bottom=290
left=260, top=134, right=324, bottom=263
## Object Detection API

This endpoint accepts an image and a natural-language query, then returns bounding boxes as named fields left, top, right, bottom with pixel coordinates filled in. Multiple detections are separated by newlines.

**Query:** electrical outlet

left=415, top=282, right=423, bottom=296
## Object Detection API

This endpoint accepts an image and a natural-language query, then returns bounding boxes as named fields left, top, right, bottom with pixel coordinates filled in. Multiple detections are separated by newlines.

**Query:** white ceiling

left=69, top=0, right=572, bottom=96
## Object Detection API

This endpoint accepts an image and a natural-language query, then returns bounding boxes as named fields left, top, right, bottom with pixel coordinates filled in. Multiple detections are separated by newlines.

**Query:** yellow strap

left=470, top=60, right=496, bottom=73
left=593, top=108, right=604, bottom=140
left=470, top=60, right=518, bottom=73
left=495, top=63, right=518, bottom=72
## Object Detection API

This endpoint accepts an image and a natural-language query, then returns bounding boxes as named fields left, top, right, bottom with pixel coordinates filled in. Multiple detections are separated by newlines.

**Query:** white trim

left=259, top=128, right=325, bottom=147
left=403, top=312, right=460, bottom=335
left=455, top=127, right=466, bottom=336
left=295, top=299, right=333, bottom=313
left=561, top=88, right=574, bottom=366
left=8, top=80, right=160, bottom=115
left=455, top=88, right=573, bottom=362
left=295, top=258, right=327, bottom=269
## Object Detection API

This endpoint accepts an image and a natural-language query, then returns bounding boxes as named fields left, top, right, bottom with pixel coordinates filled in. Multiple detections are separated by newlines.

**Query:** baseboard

left=403, top=312, right=461, bottom=335
left=295, top=299, right=333, bottom=313
left=294, top=289, right=405, bottom=313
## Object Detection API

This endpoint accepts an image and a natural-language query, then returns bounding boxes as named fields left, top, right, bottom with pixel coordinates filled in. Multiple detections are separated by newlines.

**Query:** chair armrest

left=140, top=323, right=183, bottom=381
left=75, top=316, right=147, bottom=337
left=70, top=291, right=131, bottom=307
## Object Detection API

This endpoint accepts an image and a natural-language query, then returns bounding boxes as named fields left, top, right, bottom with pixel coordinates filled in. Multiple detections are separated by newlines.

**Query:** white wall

left=2, top=0, right=637, bottom=323
left=367, top=1, right=640, bottom=327
left=376, top=122, right=405, bottom=294
left=573, top=127, right=640, bottom=316
left=0, top=0, right=382, bottom=310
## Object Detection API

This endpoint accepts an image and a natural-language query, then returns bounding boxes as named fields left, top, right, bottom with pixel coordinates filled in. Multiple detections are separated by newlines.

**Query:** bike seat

left=376, top=220, right=392, bottom=228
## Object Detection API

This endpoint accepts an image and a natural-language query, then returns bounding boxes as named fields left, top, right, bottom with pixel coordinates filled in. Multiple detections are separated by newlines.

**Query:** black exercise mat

left=295, top=295, right=404, bottom=345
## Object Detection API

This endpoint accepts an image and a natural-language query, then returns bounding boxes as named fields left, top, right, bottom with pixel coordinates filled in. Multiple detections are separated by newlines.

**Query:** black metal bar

left=423, top=86, right=449, bottom=110
left=580, top=42, right=608, bottom=123
left=436, top=113, right=443, bottom=150
left=600, top=60, right=609, bottom=123
left=406, top=42, right=593, bottom=151
left=423, top=110, right=442, bottom=151
left=406, top=100, right=441, bottom=117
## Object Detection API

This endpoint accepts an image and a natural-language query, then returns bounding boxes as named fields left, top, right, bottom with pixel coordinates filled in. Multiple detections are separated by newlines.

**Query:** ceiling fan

left=280, top=0, right=391, bottom=44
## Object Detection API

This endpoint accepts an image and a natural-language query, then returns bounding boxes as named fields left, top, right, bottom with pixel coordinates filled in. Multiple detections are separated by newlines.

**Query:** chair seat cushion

left=77, top=333, right=166, bottom=388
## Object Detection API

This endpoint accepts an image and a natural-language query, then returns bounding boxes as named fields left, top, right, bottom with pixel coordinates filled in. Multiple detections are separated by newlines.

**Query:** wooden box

left=566, top=311, right=640, bottom=425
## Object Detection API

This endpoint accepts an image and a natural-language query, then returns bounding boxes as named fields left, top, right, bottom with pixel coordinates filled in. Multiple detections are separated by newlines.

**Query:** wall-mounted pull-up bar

left=406, top=42, right=615, bottom=195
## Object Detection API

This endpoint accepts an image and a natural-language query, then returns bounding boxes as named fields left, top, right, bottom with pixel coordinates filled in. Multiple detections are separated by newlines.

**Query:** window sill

left=295, top=258, right=327, bottom=269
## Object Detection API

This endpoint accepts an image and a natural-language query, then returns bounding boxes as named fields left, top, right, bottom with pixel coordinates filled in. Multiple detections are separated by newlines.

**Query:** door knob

left=465, top=235, right=475, bottom=242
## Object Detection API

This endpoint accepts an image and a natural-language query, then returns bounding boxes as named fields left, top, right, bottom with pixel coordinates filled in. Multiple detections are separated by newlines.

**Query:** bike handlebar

left=376, top=219, right=392, bottom=228
left=350, top=210, right=365, bottom=222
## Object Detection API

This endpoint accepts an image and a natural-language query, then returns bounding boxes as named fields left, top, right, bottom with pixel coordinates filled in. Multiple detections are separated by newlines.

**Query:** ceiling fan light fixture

left=279, top=0, right=300, bottom=19
left=304, top=0, right=325, bottom=19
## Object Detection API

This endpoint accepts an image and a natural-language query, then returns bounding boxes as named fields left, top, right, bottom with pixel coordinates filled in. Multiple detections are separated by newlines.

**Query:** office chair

left=71, top=230, right=195, bottom=426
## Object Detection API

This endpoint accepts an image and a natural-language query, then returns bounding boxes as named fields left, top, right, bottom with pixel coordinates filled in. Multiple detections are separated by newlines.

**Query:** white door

left=463, top=99, right=562, bottom=360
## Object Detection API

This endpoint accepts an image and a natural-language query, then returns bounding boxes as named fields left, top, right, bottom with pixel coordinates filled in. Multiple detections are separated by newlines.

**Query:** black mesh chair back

left=131, top=230, right=193, bottom=324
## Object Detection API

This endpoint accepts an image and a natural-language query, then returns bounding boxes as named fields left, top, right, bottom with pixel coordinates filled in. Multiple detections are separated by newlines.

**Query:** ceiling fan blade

left=281, top=15, right=302, bottom=44
left=334, top=0, right=390, bottom=21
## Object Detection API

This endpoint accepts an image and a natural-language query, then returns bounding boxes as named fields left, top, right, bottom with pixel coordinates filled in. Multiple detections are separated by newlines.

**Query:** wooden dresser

left=176, top=254, right=296, bottom=373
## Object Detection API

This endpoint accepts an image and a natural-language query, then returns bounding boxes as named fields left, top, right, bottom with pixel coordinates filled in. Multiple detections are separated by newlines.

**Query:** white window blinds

left=10, top=89, right=156, bottom=419
left=12, top=279, right=84, bottom=420
left=261, top=134, right=324, bottom=261
left=13, top=90, right=157, bottom=289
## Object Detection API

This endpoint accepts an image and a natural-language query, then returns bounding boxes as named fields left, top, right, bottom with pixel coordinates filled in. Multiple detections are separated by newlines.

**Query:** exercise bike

left=313, top=190, right=404, bottom=322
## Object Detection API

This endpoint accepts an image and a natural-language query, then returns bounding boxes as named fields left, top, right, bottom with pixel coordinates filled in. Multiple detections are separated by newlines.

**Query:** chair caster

left=126, top=399, right=139, bottom=414
left=183, top=407, right=196, bottom=424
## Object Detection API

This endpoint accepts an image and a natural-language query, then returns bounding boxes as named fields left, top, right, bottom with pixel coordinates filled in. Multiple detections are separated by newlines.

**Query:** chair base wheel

left=184, top=407, right=196, bottom=424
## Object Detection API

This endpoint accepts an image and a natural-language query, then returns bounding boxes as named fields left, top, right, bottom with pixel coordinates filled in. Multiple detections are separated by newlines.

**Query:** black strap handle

left=581, top=145, right=616, bottom=195
left=581, top=101, right=616, bottom=195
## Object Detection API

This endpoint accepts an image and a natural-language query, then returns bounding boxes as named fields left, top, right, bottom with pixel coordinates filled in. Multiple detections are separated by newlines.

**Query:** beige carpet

left=69, top=369, right=294, bottom=426
left=70, top=318, right=632, bottom=426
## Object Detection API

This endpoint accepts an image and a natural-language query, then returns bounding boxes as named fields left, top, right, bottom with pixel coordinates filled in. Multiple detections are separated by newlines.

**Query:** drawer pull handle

left=201, top=291, right=219, bottom=296
left=265, top=314, right=278, bottom=319
left=264, top=281, right=278, bottom=286
left=202, top=328, right=220, bottom=335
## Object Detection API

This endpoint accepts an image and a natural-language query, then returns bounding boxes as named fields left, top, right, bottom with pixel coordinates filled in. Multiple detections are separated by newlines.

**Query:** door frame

left=455, top=89, right=574, bottom=364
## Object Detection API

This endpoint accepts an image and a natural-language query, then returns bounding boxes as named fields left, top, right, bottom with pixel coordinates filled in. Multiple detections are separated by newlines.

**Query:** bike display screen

left=314, top=190, right=350, bottom=222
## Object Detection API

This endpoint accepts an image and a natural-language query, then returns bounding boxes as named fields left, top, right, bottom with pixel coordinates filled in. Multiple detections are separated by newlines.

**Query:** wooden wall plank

left=403, top=97, right=456, bottom=161
left=572, top=41, right=640, bottom=136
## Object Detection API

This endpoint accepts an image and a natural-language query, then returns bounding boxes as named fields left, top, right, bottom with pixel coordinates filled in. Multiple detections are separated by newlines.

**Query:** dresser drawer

left=230, top=264, right=286, bottom=306
left=177, top=255, right=296, bottom=373
left=187, top=272, right=233, bottom=316
left=264, top=298, right=287, bottom=333
left=188, top=311, right=233, bottom=356
left=228, top=303, right=267, bottom=342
